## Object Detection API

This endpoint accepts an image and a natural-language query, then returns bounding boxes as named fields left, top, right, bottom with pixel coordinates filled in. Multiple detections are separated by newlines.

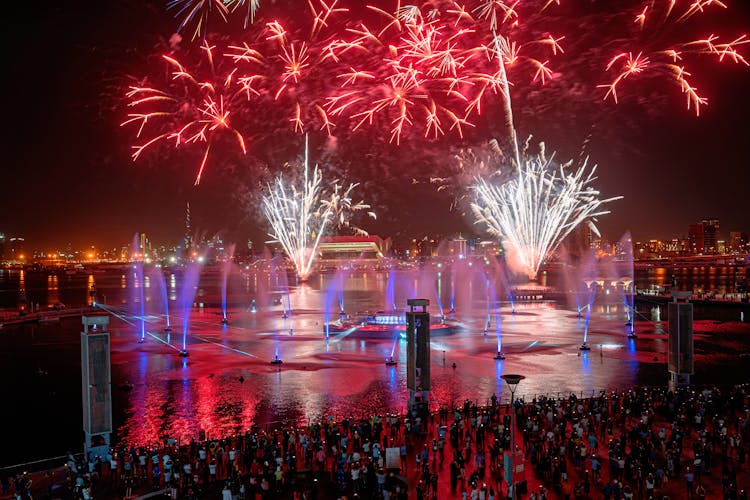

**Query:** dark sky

left=1, top=1, right=749, bottom=250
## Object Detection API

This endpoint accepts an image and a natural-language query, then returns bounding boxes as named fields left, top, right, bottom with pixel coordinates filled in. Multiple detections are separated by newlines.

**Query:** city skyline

left=2, top=213, right=748, bottom=261
left=0, top=1, right=749, bottom=249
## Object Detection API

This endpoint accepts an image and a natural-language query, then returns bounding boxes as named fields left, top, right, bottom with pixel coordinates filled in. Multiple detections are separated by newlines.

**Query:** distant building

left=184, top=202, right=193, bottom=253
left=413, top=237, right=436, bottom=258
left=688, top=223, right=704, bottom=255
left=729, top=231, right=748, bottom=253
left=633, top=241, right=647, bottom=259
left=648, top=239, right=661, bottom=255
left=476, top=240, right=502, bottom=258
left=586, top=225, right=601, bottom=250
left=448, top=235, right=468, bottom=258
left=139, top=233, right=151, bottom=259
left=663, top=239, right=684, bottom=256
left=701, top=218, right=720, bottom=254
left=9, top=237, right=25, bottom=262
left=318, top=235, right=391, bottom=261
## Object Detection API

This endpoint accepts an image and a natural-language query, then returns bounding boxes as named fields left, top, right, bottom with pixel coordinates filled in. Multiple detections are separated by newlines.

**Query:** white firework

left=225, top=0, right=260, bottom=28
left=322, top=181, right=376, bottom=236
left=472, top=142, right=621, bottom=279
left=262, top=136, right=333, bottom=281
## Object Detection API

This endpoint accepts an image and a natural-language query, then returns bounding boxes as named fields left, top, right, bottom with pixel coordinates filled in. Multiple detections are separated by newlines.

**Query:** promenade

left=0, top=307, right=98, bottom=328
left=2, top=383, right=748, bottom=499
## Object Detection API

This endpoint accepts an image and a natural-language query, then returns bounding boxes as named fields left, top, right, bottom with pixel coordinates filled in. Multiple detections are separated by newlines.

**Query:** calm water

left=0, top=264, right=748, bottom=466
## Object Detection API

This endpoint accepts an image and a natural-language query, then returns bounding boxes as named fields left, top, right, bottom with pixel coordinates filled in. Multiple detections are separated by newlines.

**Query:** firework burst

left=599, top=0, right=749, bottom=115
left=127, top=0, right=748, bottom=184
left=472, top=140, right=622, bottom=279
left=322, top=181, right=377, bottom=236
left=262, top=136, right=333, bottom=281
left=122, top=42, right=253, bottom=185
left=168, top=0, right=229, bottom=40
left=318, top=1, right=563, bottom=144
left=227, top=0, right=262, bottom=28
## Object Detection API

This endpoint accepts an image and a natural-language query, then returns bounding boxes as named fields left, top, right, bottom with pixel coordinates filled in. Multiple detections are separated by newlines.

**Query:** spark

left=128, top=0, right=747, bottom=175
left=262, top=136, right=333, bottom=281
left=600, top=1, right=747, bottom=115
left=226, top=0, right=261, bottom=28
left=472, top=141, right=621, bottom=279
left=337, top=68, right=376, bottom=86
left=635, top=6, right=648, bottom=28
left=167, top=0, right=228, bottom=40
left=473, top=0, right=519, bottom=32
left=321, top=181, right=376, bottom=236
left=280, top=43, right=310, bottom=83
left=122, top=43, right=249, bottom=185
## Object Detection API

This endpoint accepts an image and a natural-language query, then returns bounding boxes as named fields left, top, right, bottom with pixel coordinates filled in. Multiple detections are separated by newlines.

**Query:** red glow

left=124, top=0, right=749, bottom=180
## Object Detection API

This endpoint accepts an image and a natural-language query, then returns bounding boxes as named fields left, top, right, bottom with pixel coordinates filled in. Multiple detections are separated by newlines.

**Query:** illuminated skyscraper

left=184, top=202, right=193, bottom=252
left=701, top=218, right=720, bottom=254
left=688, top=223, right=704, bottom=255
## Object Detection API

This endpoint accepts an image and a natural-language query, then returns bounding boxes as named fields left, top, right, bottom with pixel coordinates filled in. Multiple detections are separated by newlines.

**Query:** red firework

left=126, top=0, right=748, bottom=181
left=122, top=42, right=250, bottom=185
left=599, top=0, right=748, bottom=115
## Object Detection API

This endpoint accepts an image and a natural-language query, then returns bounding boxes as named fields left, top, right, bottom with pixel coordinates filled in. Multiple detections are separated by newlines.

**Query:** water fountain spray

left=386, top=330, right=399, bottom=365
left=220, top=244, right=235, bottom=325
left=487, top=279, right=505, bottom=359
left=271, top=317, right=284, bottom=364
left=152, top=267, right=172, bottom=334
left=132, top=234, right=147, bottom=343
left=580, top=283, right=595, bottom=351
left=178, top=262, right=203, bottom=357
left=386, top=269, right=396, bottom=312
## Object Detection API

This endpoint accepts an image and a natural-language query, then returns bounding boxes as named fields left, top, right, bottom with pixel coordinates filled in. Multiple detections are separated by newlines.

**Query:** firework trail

left=472, top=139, right=622, bottom=279
left=168, top=0, right=230, bottom=40
left=227, top=0, right=261, bottom=28
left=598, top=0, right=749, bottom=115
left=122, top=41, right=254, bottom=185
left=262, top=136, right=333, bottom=281
left=318, top=0, right=563, bottom=145
left=420, top=138, right=508, bottom=214
left=322, top=181, right=377, bottom=236
left=127, top=0, right=747, bottom=183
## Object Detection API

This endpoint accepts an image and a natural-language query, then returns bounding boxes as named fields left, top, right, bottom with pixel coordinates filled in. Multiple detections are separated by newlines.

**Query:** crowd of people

left=2, top=383, right=748, bottom=499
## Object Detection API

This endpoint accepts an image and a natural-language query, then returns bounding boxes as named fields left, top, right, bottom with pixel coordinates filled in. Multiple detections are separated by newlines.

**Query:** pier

left=0, top=306, right=98, bottom=328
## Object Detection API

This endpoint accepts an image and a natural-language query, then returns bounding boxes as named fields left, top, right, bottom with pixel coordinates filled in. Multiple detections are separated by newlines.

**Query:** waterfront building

left=317, top=235, right=391, bottom=262
left=688, top=223, right=704, bottom=255
left=702, top=217, right=720, bottom=254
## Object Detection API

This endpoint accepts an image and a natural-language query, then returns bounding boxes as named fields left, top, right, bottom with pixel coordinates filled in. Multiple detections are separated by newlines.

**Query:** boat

left=326, top=318, right=360, bottom=333
left=331, top=310, right=456, bottom=339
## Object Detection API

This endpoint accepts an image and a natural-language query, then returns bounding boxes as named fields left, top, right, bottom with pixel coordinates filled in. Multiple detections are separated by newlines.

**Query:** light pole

left=501, top=373, right=525, bottom=499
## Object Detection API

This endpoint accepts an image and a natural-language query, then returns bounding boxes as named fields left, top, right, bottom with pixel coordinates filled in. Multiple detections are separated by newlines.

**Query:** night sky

left=1, top=1, right=749, bottom=250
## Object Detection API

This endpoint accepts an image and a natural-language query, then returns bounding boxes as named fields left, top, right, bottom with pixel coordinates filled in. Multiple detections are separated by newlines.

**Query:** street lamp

left=501, top=373, right=525, bottom=499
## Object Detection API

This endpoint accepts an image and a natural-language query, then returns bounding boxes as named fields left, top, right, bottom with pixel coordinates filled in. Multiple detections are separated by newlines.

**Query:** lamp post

left=501, top=373, right=525, bottom=499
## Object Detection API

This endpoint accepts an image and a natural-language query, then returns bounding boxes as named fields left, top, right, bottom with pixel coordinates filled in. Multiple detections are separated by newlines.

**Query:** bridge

left=634, top=253, right=749, bottom=269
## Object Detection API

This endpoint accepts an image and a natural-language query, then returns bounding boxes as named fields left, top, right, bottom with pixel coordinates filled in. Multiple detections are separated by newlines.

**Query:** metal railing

left=0, top=453, right=83, bottom=476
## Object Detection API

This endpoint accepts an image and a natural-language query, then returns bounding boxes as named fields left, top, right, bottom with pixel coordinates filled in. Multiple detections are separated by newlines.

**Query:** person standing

left=685, top=467, right=695, bottom=499
left=695, top=482, right=706, bottom=499
left=124, top=475, right=133, bottom=499
left=221, top=481, right=232, bottom=500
